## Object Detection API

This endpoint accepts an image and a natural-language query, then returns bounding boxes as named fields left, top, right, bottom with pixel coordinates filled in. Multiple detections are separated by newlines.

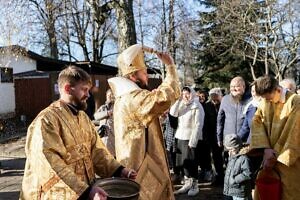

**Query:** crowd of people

left=162, top=75, right=300, bottom=200
left=19, top=43, right=300, bottom=200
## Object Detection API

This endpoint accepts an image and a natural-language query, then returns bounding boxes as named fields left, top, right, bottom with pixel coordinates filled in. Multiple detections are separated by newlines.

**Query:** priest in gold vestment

left=250, top=75, right=300, bottom=200
left=108, top=44, right=180, bottom=200
left=20, top=66, right=136, bottom=200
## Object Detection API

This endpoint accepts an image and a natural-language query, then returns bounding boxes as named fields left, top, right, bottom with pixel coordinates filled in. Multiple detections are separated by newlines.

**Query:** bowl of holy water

left=93, top=178, right=140, bottom=200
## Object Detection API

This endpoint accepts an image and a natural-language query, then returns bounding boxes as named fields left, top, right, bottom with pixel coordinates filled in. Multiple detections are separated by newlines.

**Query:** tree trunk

left=45, top=1, right=58, bottom=59
left=115, top=0, right=137, bottom=52
left=91, top=0, right=100, bottom=62
left=167, top=0, right=175, bottom=58
left=47, top=23, right=59, bottom=59
left=160, top=0, right=167, bottom=78
left=137, top=0, right=143, bottom=46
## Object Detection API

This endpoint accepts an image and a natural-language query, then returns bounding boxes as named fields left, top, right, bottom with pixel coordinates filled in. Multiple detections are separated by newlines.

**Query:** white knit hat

left=209, top=87, right=222, bottom=96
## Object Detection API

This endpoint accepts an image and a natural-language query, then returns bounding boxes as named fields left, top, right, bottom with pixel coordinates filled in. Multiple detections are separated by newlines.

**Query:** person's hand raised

left=156, top=52, right=174, bottom=66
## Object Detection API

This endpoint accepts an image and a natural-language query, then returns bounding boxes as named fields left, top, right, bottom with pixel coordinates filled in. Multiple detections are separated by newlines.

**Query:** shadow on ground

left=0, top=158, right=26, bottom=170
left=0, top=170, right=24, bottom=177
left=0, top=191, right=20, bottom=200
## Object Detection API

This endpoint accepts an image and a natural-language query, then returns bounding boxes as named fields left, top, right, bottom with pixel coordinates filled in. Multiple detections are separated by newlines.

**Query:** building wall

left=0, top=54, right=36, bottom=74
left=0, top=54, right=37, bottom=116
left=0, top=83, right=15, bottom=117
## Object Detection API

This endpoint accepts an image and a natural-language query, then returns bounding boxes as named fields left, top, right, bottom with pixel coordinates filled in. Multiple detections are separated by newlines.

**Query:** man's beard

left=135, top=79, right=150, bottom=90
left=72, top=96, right=88, bottom=111
left=232, top=93, right=242, bottom=102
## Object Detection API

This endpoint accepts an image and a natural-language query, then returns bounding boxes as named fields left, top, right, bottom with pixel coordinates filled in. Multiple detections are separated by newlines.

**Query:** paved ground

left=0, top=136, right=224, bottom=200
left=174, top=183, right=223, bottom=200
left=0, top=137, right=26, bottom=200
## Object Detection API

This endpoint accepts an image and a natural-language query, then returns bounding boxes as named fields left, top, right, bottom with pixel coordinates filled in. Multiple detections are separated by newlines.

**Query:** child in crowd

left=223, top=134, right=252, bottom=200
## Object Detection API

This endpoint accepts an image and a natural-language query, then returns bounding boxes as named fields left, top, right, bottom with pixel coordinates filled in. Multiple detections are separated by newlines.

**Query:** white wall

left=0, top=54, right=36, bottom=74
left=0, top=53, right=37, bottom=115
left=0, top=83, right=15, bottom=115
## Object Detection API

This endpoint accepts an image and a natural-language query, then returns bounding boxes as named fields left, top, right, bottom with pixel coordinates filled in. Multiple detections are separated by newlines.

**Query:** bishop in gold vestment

left=251, top=88, right=300, bottom=200
left=108, top=44, right=180, bottom=200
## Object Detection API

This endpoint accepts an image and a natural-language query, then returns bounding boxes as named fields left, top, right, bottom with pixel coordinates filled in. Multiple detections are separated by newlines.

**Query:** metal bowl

left=93, top=178, right=140, bottom=200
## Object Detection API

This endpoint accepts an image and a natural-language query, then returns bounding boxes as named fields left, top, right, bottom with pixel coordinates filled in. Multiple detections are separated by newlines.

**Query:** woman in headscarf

left=170, top=86, right=205, bottom=196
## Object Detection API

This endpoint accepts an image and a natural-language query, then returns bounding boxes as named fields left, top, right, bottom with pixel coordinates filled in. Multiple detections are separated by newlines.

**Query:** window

left=0, top=67, right=13, bottom=83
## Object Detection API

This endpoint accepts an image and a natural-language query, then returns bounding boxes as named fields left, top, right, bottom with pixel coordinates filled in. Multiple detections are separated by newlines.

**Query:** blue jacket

left=224, top=153, right=252, bottom=198
left=238, top=104, right=257, bottom=144
left=217, top=94, right=250, bottom=143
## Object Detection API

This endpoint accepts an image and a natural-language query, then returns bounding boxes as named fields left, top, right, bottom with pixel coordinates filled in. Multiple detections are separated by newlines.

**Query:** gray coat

left=217, top=94, right=250, bottom=143
left=223, top=154, right=252, bottom=198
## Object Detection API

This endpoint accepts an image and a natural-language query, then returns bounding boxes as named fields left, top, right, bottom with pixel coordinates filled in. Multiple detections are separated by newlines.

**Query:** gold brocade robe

left=108, top=64, right=180, bottom=200
left=20, top=101, right=121, bottom=200
left=250, top=91, right=300, bottom=200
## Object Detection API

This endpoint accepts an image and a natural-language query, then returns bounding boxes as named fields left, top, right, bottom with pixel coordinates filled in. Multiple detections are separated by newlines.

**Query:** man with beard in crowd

left=108, top=44, right=180, bottom=200
left=20, top=66, right=136, bottom=200
left=196, top=89, right=208, bottom=105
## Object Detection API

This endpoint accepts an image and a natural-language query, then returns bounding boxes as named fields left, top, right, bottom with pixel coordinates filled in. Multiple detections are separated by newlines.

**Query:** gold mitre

left=117, top=44, right=158, bottom=76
